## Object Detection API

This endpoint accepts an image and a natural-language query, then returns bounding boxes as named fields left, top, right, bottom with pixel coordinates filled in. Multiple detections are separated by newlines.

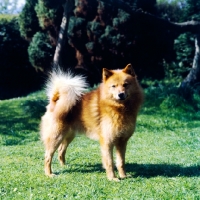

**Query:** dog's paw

left=119, top=174, right=132, bottom=179
left=47, top=173, right=57, bottom=178
left=108, top=177, right=120, bottom=182
left=113, top=177, right=120, bottom=182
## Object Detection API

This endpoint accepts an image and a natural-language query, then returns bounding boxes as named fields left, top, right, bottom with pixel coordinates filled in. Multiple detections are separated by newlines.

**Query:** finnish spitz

left=40, top=64, right=143, bottom=181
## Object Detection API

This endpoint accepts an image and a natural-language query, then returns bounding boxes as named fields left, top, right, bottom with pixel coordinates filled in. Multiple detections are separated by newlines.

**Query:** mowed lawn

left=0, top=88, right=200, bottom=199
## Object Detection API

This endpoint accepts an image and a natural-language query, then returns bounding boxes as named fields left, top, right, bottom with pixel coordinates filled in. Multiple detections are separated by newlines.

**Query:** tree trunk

left=133, top=12, right=200, bottom=89
left=53, top=0, right=75, bottom=67
left=180, top=34, right=200, bottom=88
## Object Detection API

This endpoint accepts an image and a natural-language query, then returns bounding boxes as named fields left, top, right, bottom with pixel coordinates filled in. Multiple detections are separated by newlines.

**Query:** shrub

left=0, top=15, right=43, bottom=99
left=18, top=0, right=40, bottom=39
left=28, top=31, right=54, bottom=71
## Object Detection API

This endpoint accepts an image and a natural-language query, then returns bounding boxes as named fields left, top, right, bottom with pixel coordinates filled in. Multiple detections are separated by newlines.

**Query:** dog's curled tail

left=45, top=68, right=88, bottom=116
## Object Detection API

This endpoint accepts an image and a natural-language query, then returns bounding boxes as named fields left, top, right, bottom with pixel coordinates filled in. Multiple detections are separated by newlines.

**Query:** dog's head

left=102, top=64, right=139, bottom=102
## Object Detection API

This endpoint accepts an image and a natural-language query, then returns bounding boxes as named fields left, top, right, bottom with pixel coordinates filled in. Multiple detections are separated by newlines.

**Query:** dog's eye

left=111, top=85, right=116, bottom=88
left=123, top=83, right=129, bottom=87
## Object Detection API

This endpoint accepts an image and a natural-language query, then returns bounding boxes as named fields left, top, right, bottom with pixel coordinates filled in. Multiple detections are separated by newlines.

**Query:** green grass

left=0, top=86, right=200, bottom=199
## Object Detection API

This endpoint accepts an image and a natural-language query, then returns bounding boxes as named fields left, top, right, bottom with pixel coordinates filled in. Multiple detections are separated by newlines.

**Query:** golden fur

left=40, top=64, right=143, bottom=181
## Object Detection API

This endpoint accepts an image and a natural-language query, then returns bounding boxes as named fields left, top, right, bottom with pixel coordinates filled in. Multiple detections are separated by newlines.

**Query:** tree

left=20, top=0, right=167, bottom=85
left=18, top=0, right=200, bottom=88
left=130, top=10, right=200, bottom=91
left=19, top=0, right=64, bottom=72
left=175, top=0, right=200, bottom=90
left=0, top=16, right=43, bottom=99
left=18, top=0, right=40, bottom=40
left=28, top=31, right=54, bottom=71
left=51, top=0, right=75, bottom=67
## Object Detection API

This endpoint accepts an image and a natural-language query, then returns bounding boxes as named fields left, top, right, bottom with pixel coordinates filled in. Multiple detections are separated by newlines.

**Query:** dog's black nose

left=118, top=93, right=126, bottom=100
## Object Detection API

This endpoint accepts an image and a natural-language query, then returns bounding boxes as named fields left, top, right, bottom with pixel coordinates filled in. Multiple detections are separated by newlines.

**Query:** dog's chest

left=100, top=107, right=135, bottom=140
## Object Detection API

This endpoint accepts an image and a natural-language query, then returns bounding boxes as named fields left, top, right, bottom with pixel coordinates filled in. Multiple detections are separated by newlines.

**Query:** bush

left=28, top=31, right=54, bottom=71
left=143, top=79, right=200, bottom=114
left=0, top=15, right=43, bottom=99
left=0, top=16, right=28, bottom=69
left=18, top=0, right=40, bottom=39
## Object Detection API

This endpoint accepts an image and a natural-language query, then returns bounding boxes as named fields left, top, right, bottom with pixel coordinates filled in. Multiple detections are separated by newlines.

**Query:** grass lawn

left=0, top=87, right=200, bottom=199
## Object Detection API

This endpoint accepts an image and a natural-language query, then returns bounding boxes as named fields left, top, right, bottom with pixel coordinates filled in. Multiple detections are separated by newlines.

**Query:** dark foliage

left=18, top=0, right=176, bottom=86
left=59, top=0, right=171, bottom=82
left=0, top=16, right=43, bottom=99
left=10, top=0, right=200, bottom=90
left=173, top=0, right=200, bottom=79
left=18, top=0, right=40, bottom=39
left=28, top=31, right=54, bottom=71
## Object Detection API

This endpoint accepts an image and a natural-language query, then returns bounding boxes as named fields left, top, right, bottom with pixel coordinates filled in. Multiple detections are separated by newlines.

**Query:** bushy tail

left=45, top=68, right=88, bottom=116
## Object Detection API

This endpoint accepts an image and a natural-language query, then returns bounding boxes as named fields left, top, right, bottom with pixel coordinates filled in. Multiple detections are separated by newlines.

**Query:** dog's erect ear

left=103, top=68, right=113, bottom=81
left=122, top=64, right=136, bottom=77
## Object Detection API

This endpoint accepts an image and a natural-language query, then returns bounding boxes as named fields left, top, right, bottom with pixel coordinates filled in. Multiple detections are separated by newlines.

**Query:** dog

left=40, top=64, right=143, bottom=181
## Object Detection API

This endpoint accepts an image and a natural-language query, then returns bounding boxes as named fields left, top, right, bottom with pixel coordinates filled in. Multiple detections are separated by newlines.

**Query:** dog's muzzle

left=118, top=92, right=127, bottom=100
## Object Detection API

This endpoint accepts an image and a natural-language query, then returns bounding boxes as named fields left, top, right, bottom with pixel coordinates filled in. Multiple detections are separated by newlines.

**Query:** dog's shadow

left=125, top=163, right=200, bottom=178
left=58, top=163, right=200, bottom=178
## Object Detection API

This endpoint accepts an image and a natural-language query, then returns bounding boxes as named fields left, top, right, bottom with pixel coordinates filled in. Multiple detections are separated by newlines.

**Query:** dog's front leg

left=115, top=138, right=128, bottom=179
left=100, top=140, right=119, bottom=181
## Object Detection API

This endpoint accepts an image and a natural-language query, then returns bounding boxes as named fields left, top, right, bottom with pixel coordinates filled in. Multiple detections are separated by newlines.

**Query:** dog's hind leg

left=44, top=134, right=65, bottom=177
left=58, top=133, right=75, bottom=166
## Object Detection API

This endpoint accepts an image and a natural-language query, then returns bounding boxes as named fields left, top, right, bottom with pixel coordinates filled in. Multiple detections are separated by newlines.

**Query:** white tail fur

left=45, top=68, right=88, bottom=114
